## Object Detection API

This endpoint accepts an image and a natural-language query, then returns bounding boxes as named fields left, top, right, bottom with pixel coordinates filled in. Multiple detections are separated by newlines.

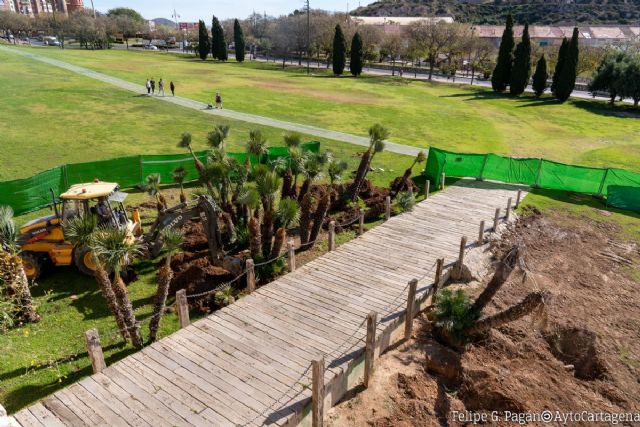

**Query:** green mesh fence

left=425, top=147, right=640, bottom=211
left=0, top=142, right=321, bottom=216
left=607, top=186, right=640, bottom=213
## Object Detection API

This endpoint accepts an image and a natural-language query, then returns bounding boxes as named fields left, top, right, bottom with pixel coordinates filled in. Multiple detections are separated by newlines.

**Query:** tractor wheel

left=74, top=246, right=98, bottom=276
left=20, top=252, right=42, bottom=280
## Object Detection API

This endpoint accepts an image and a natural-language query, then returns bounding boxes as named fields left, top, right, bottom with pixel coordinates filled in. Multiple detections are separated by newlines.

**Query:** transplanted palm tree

left=92, top=227, right=144, bottom=348
left=207, top=124, right=230, bottom=150
left=172, top=167, right=188, bottom=204
left=237, top=186, right=262, bottom=259
left=298, top=151, right=329, bottom=202
left=390, top=150, right=427, bottom=196
left=254, top=165, right=282, bottom=258
left=145, top=173, right=167, bottom=212
left=348, top=124, right=389, bottom=201
left=327, top=158, right=349, bottom=186
left=271, top=198, right=300, bottom=259
left=178, top=131, right=216, bottom=198
left=63, top=215, right=129, bottom=340
left=149, top=228, right=183, bottom=342
left=246, top=129, right=268, bottom=164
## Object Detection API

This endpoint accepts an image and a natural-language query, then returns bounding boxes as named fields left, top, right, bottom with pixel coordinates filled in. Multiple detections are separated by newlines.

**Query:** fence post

left=433, top=258, right=444, bottom=296
left=364, top=311, right=377, bottom=388
left=246, top=259, right=256, bottom=293
left=404, top=279, right=418, bottom=340
left=424, top=180, right=430, bottom=200
left=358, top=209, right=365, bottom=235
left=515, top=190, right=522, bottom=209
left=385, top=196, right=391, bottom=220
left=328, top=221, right=336, bottom=252
left=478, top=220, right=485, bottom=244
left=441, top=172, right=446, bottom=190
left=176, top=289, right=190, bottom=328
left=493, top=208, right=501, bottom=231
left=505, top=197, right=513, bottom=221
left=287, top=240, right=296, bottom=272
left=312, top=356, right=325, bottom=427
left=84, top=328, right=106, bottom=374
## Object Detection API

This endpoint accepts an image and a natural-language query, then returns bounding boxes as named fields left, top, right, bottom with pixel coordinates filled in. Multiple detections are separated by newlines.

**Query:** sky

left=91, top=0, right=376, bottom=22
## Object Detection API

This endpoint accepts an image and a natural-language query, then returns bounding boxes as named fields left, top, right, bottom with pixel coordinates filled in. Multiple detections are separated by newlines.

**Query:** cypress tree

left=555, top=27, right=579, bottom=102
left=234, top=19, right=245, bottom=62
left=332, top=24, right=347, bottom=76
left=197, top=20, right=210, bottom=61
left=551, top=38, right=568, bottom=96
left=211, top=15, right=228, bottom=61
left=350, top=32, right=364, bottom=77
left=531, top=55, right=549, bottom=98
left=509, top=23, right=531, bottom=96
left=491, top=14, right=515, bottom=92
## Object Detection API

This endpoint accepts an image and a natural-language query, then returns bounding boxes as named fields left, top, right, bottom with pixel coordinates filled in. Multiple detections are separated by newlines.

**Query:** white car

left=144, top=44, right=159, bottom=50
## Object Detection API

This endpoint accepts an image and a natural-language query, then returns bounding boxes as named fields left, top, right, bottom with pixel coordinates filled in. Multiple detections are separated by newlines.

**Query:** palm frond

left=0, top=205, right=17, bottom=249
left=276, top=198, right=301, bottom=228
left=394, top=191, right=416, bottom=213
left=178, top=132, right=192, bottom=148
left=145, top=173, right=161, bottom=196
left=160, top=228, right=184, bottom=258
left=237, top=186, right=261, bottom=210
left=283, top=132, right=302, bottom=148
left=172, top=166, right=187, bottom=184
left=327, top=159, right=349, bottom=184
left=90, top=226, right=143, bottom=273
left=368, top=123, right=390, bottom=144
left=62, top=215, right=97, bottom=247
left=246, top=129, right=268, bottom=156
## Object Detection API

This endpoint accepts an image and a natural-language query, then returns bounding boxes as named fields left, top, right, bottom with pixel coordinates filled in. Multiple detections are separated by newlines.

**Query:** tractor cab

left=18, top=181, right=141, bottom=279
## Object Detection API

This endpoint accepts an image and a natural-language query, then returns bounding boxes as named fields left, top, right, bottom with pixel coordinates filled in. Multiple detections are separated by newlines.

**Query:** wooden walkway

left=11, top=180, right=526, bottom=427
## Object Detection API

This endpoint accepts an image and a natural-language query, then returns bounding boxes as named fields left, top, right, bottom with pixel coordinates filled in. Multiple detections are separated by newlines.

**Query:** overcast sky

left=92, top=0, right=375, bottom=21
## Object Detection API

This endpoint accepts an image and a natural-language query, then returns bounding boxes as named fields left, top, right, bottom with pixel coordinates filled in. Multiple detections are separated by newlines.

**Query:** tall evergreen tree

left=554, top=27, right=579, bottom=102
left=551, top=38, right=568, bottom=95
left=332, top=24, right=347, bottom=76
left=531, top=55, right=549, bottom=98
left=491, top=14, right=515, bottom=92
left=211, top=15, right=228, bottom=61
left=350, top=32, right=364, bottom=77
left=197, top=20, right=210, bottom=61
left=509, top=23, right=531, bottom=96
left=234, top=19, right=245, bottom=62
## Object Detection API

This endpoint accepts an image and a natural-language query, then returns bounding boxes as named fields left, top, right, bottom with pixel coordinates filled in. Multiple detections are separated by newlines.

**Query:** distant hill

left=353, top=0, right=640, bottom=25
left=152, top=18, right=177, bottom=28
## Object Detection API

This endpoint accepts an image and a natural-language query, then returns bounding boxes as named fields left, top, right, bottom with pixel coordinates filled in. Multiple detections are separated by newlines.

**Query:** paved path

left=0, top=46, right=422, bottom=157
left=11, top=179, right=526, bottom=427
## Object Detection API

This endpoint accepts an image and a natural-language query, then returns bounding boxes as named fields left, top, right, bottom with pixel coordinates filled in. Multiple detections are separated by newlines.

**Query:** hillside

left=152, top=18, right=176, bottom=28
left=353, top=0, right=640, bottom=24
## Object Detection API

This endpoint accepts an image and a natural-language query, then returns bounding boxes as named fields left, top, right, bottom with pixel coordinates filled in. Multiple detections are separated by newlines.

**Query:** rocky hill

left=353, top=0, right=640, bottom=25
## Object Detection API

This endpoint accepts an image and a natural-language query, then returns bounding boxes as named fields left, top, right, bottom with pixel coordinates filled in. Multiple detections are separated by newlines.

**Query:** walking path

left=10, top=179, right=526, bottom=427
left=0, top=46, right=422, bottom=157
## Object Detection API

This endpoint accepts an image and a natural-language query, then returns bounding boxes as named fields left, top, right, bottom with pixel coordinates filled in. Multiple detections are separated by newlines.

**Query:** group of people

left=145, top=78, right=175, bottom=96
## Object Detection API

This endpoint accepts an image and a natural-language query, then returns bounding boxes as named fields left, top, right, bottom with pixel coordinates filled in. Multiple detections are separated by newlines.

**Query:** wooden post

left=515, top=190, right=522, bottom=209
left=328, top=221, right=335, bottom=252
left=176, top=289, right=190, bottom=328
left=478, top=220, right=485, bottom=244
left=506, top=197, right=513, bottom=221
left=287, top=240, right=296, bottom=272
left=246, top=259, right=255, bottom=293
left=456, top=236, right=467, bottom=278
left=385, top=196, right=391, bottom=220
left=312, top=356, right=325, bottom=427
left=433, top=258, right=444, bottom=295
left=493, top=207, right=501, bottom=231
left=441, top=172, right=446, bottom=190
left=84, top=328, right=106, bottom=374
left=404, top=279, right=418, bottom=340
left=358, top=209, right=365, bottom=235
left=364, top=311, right=377, bottom=388
left=424, top=180, right=430, bottom=200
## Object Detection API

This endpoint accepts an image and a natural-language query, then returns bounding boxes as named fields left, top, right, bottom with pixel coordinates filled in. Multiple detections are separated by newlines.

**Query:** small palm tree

left=214, top=284, right=236, bottom=307
left=246, top=129, right=268, bottom=161
left=327, top=158, right=349, bottom=186
left=149, top=228, right=183, bottom=342
left=172, top=167, right=188, bottom=204
left=391, top=151, right=427, bottom=196
left=92, top=227, right=144, bottom=348
left=254, top=165, right=282, bottom=258
left=394, top=191, right=416, bottom=213
left=348, top=124, right=389, bottom=201
left=283, top=132, right=302, bottom=148
left=271, top=198, right=300, bottom=259
left=64, top=215, right=129, bottom=340
left=179, top=132, right=216, bottom=198
left=238, top=186, right=262, bottom=259
left=305, top=190, right=331, bottom=251
left=207, top=124, right=231, bottom=150
left=298, top=152, right=328, bottom=201
left=145, top=173, right=166, bottom=212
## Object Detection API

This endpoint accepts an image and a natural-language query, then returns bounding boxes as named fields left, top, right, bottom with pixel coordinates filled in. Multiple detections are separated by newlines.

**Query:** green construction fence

left=425, top=147, right=640, bottom=213
left=1, top=141, right=320, bottom=216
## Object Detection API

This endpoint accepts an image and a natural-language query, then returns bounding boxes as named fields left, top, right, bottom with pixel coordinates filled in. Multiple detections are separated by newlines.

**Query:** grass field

left=17, top=46, right=640, bottom=171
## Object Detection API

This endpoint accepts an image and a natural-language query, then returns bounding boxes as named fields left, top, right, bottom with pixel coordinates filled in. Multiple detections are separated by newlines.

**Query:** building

left=0, top=0, right=17, bottom=12
left=473, top=25, right=639, bottom=47
left=5, top=0, right=82, bottom=16
left=351, top=15, right=455, bottom=34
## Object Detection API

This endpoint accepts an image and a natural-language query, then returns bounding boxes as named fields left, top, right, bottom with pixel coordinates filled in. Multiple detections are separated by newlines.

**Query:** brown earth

left=328, top=207, right=640, bottom=426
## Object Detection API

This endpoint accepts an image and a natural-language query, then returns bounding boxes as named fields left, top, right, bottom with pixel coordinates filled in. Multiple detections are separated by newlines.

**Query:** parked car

left=143, top=44, right=159, bottom=50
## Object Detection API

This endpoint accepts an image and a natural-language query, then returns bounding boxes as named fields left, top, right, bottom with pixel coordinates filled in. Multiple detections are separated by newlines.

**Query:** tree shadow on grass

left=514, top=96, right=564, bottom=108
left=571, top=99, right=640, bottom=118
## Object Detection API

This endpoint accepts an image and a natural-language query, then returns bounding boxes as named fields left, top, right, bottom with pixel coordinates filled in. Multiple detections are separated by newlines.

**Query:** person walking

left=215, top=92, right=222, bottom=109
left=170, top=81, right=175, bottom=96
left=158, top=79, right=165, bottom=96
left=145, top=79, right=151, bottom=95
left=150, top=78, right=156, bottom=95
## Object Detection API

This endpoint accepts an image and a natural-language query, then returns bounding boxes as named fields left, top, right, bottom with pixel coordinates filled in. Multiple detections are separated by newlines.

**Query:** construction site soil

left=328, top=207, right=640, bottom=426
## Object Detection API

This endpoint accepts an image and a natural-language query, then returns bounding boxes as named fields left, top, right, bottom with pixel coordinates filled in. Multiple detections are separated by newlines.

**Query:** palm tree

left=305, top=190, right=331, bottom=251
left=171, top=167, right=188, bottom=204
left=299, top=192, right=314, bottom=246
left=298, top=152, right=329, bottom=202
left=207, top=124, right=230, bottom=150
left=145, top=173, right=166, bottom=212
left=246, top=129, right=268, bottom=164
left=149, top=228, right=183, bottom=342
left=283, top=132, right=302, bottom=148
left=178, top=132, right=216, bottom=198
left=0, top=206, right=39, bottom=324
left=348, top=124, right=389, bottom=201
left=63, top=215, right=129, bottom=340
left=92, top=227, right=144, bottom=348
left=391, top=151, right=427, bottom=196
left=238, top=186, right=262, bottom=259
left=254, top=165, right=282, bottom=258
left=286, top=147, right=306, bottom=199
left=327, top=158, right=348, bottom=186
left=271, top=198, right=300, bottom=259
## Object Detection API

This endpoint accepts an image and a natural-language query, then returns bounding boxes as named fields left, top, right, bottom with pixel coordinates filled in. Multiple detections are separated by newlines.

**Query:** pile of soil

left=324, top=181, right=391, bottom=231
left=328, top=207, right=640, bottom=425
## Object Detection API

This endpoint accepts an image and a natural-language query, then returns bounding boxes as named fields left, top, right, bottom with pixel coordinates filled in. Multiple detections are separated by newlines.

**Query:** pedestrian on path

left=215, top=92, right=222, bottom=109
left=150, top=78, right=156, bottom=95
left=145, top=79, right=151, bottom=94
left=170, top=81, right=175, bottom=96
left=158, top=79, right=165, bottom=96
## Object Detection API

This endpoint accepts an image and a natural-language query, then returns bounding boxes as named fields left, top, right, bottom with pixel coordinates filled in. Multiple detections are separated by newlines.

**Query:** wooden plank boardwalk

left=11, top=179, right=526, bottom=427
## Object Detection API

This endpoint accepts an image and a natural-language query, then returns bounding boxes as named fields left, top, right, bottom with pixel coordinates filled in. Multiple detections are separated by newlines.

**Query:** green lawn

left=17, top=46, right=640, bottom=171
